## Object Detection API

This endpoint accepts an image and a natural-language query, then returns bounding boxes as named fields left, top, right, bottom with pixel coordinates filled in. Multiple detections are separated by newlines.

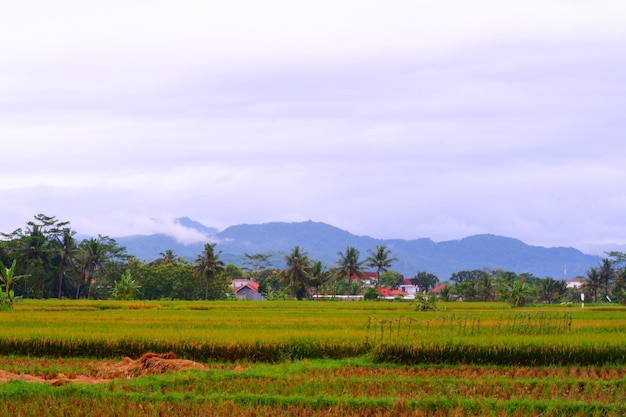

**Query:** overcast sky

left=1, top=0, right=625, bottom=254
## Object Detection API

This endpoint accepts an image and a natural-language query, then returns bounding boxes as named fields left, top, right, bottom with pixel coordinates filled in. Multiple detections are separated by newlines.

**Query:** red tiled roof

left=377, top=287, right=392, bottom=296
left=348, top=271, right=378, bottom=280
left=377, top=287, right=408, bottom=296
left=431, top=284, right=445, bottom=293
left=235, top=281, right=259, bottom=293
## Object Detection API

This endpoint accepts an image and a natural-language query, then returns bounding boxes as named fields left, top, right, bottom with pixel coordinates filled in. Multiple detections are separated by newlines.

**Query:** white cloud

left=1, top=1, right=625, bottom=255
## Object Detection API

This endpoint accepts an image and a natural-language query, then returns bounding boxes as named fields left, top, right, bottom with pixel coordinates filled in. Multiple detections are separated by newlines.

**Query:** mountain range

left=114, top=218, right=601, bottom=280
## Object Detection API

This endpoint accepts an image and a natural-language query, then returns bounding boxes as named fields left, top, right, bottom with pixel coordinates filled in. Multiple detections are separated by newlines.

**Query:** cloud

left=1, top=1, right=625, bottom=256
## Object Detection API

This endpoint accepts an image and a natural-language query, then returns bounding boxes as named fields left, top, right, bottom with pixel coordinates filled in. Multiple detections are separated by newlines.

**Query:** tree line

left=1, top=214, right=625, bottom=306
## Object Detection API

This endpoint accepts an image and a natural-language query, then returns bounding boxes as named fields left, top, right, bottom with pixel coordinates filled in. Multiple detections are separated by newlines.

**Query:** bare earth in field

left=0, top=352, right=209, bottom=385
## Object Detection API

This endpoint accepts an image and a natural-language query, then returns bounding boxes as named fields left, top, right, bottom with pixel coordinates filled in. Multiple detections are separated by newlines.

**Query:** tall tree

left=477, top=272, right=496, bottom=302
left=20, top=214, right=70, bottom=298
left=538, top=277, right=567, bottom=304
left=584, top=267, right=602, bottom=302
left=411, top=271, right=439, bottom=293
left=54, top=228, right=77, bottom=299
left=242, top=253, right=273, bottom=283
left=159, top=249, right=177, bottom=265
left=279, top=246, right=311, bottom=300
left=194, top=243, right=226, bottom=300
left=598, top=258, right=615, bottom=300
left=309, top=260, right=331, bottom=297
left=76, top=237, right=110, bottom=299
left=450, top=269, right=485, bottom=284
left=365, top=246, right=397, bottom=285
left=75, top=235, right=127, bottom=299
left=333, top=246, right=365, bottom=283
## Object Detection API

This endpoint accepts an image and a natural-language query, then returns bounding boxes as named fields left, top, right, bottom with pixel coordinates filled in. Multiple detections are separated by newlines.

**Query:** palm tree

left=21, top=223, right=48, bottom=298
left=333, top=246, right=365, bottom=283
left=598, top=258, right=615, bottom=300
left=477, top=272, right=495, bottom=302
left=76, top=237, right=110, bottom=299
left=365, top=246, right=397, bottom=285
left=538, top=277, right=566, bottom=304
left=309, top=260, right=331, bottom=297
left=584, top=267, right=602, bottom=302
left=159, top=249, right=177, bottom=265
left=194, top=243, right=225, bottom=300
left=55, top=228, right=77, bottom=299
left=280, top=246, right=311, bottom=299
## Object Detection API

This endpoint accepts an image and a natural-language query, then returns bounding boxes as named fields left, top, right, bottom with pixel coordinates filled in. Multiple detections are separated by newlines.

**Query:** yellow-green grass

left=2, top=300, right=626, bottom=364
left=3, top=301, right=626, bottom=416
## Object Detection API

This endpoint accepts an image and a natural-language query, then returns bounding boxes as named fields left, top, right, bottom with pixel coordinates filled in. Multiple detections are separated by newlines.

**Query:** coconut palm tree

left=309, top=260, right=331, bottom=297
left=76, top=237, right=110, bottom=299
left=159, top=249, right=177, bottom=265
left=280, top=246, right=312, bottom=299
left=538, top=277, right=567, bottom=304
left=333, top=246, right=365, bottom=283
left=365, top=246, right=397, bottom=285
left=194, top=243, right=226, bottom=300
left=584, top=267, right=602, bottom=302
left=54, top=228, right=77, bottom=299
left=598, top=258, right=615, bottom=300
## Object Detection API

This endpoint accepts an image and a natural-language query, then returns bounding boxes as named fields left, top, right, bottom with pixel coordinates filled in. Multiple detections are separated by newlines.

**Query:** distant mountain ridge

left=114, top=218, right=601, bottom=279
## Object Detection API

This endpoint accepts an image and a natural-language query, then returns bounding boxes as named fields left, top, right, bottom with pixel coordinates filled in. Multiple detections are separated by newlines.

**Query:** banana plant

left=0, top=259, right=26, bottom=309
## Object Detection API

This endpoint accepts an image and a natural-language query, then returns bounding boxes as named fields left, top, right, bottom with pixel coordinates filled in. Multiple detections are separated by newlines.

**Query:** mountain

left=114, top=219, right=601, bottom=279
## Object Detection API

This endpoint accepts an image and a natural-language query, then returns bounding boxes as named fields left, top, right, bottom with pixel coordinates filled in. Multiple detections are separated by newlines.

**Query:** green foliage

left=413, top=291, right=437, bottom=311
left=537, top=277, right=567, bottom=304
left=0, top=259, right=26, bottom=309
left=194, top=243, right=227, bottom=300
left=502, top=281, right=537, bottom=308
left=411, top=271, right=439, bottom=292
left=279, top=246, right=312, bottom=300
left=224, top=263, right=243, bottom=278
left=362, top=287, right=379, bottom=301
left=378, top=270, right=403, bottom=289
left=333, top=278, right=363, bottom=295
left=365, top=245, right=397, bottom=284
left=111, top=273, right=141, bottom=300
left=332, top=246, right=365, bottom=282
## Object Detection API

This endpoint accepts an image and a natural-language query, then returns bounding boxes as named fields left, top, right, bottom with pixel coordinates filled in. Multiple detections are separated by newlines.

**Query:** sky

left=1, top=0, right=625, bottom=255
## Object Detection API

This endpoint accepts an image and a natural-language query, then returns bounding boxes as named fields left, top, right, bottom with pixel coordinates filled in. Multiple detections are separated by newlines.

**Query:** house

left=347, top=271, right=378, bottom=287
left=233, top=281, right=265, bottom=300
left=360, top=271, right=378, bottom=287
left=431, top=284, right=446, bottom=293
left=231, top=278, right=253, bottom=289
left=390, top=289, right=409, bottom=298
left=567, top=277, right=585, bottom=289
left=399, top=278, right=418, bottom=296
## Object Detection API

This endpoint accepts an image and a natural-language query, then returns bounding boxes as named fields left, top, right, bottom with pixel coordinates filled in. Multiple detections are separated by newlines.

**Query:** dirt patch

left=0, top=352, right=208, bottom=385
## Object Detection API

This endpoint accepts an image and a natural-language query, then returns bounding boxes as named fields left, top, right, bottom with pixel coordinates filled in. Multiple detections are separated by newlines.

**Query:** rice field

left=1, top=300, right=626, bottom=416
